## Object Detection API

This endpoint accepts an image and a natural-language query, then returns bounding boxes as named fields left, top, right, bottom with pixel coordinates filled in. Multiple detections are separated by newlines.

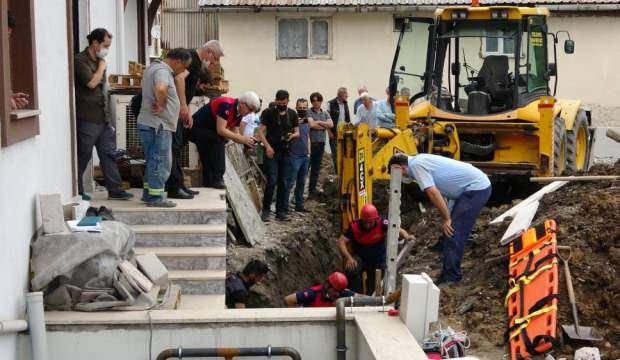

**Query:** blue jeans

left=287, top=155, right=309, bottom=208
left=137, top=123, right=172, bottom=200
left=309, top=142, right=325, bottom=193
left=441, top=186, right=492, bottom=283
left=262, top=152, right=293, bottom=216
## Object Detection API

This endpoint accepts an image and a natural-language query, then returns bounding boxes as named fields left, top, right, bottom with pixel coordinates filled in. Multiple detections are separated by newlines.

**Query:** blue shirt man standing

left=389, top=153, right=492, bottom=284
left=287, top=98, right=311, bottom=212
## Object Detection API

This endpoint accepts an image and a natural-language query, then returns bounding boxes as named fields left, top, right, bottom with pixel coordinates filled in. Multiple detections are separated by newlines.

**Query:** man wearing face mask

left=286, top=98, right=310, bottom=213
left=137, top=48, right=192, bottom=207
left=338, top=204, right=414, bottom=295
left=388, top=153, right=491, bottom=284
left=258, top=90, right=300, bottom=222
left=74, top=28, right=133, bottom=201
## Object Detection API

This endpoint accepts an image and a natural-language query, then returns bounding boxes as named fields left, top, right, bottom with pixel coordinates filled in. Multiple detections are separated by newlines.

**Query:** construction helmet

left=327, top=272, right=348, bottom=291
left=360, top=204, right=379, bottom=221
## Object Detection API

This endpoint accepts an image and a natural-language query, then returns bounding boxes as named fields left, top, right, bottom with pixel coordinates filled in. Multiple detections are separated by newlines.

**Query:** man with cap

left=338, top=204, right=415, bottom=295
left=187, top=91, right=260, bottom=188
left=284, top=272, right=354, bottom=307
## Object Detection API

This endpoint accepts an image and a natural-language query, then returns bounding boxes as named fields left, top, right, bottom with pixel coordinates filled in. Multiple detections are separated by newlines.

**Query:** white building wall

left=0, top=1, right=74, bottom=359
left=548, top=14, right=620, bottom=107
left=219, top=11, right=620, bottom=124
left=124, top=0, right=140, bottom=64
left=219, top=12, right=401, bottom=112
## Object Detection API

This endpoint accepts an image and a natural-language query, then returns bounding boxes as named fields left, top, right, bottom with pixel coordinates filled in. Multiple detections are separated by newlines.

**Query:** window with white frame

left=483, top=30, right=515, bottom=57
left=277, top=17, right=331, bottom=59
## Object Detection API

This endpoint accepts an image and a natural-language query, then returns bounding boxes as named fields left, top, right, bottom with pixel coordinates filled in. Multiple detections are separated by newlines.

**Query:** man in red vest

left=338, top=204, right=415, bottom=295
left=186, top=92, right=260, bottom=188
left=284, top=272, right=354, bottom=307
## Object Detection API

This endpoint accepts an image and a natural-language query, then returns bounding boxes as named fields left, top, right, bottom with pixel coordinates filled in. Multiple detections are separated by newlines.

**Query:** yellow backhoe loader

left=337, top=4, right=593, bottom=230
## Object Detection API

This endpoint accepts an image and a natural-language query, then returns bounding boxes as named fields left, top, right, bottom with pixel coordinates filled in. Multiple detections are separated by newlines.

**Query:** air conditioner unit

left=110, top=94, right=204, bottom=169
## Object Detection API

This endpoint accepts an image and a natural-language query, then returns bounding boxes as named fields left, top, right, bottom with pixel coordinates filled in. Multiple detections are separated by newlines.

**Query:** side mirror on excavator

left=451, top=63, right=460, bottom=76
left=547, top=63, right=557, bottom=77
left=564, top=39, right=575, bottom=54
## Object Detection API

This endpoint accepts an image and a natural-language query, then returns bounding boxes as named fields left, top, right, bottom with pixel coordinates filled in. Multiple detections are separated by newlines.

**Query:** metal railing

left=156, top=346, right=301, bottom=360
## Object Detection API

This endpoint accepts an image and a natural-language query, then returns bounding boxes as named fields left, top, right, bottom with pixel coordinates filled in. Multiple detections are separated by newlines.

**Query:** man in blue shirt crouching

left=388, top=153, right=492, bottom=284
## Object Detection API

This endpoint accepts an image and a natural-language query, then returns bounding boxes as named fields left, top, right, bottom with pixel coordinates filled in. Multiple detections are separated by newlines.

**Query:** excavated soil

left=399, top=161, right=620, bottom=359
left=227, top=158, right=619, bottom=358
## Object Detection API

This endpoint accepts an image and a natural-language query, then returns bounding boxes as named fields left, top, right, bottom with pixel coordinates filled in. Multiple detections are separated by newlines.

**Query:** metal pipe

left=156, top=346, right=302, bottom=360
left=0, top=319, right=28, bottom=335
left=336, top=290, right=401, bottom=360
left=26, top=292, right=48, bottom=360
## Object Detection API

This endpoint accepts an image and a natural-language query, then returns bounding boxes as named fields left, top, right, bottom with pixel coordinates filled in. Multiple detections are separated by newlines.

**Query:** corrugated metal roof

left=198, top=0, right=620, bottom=8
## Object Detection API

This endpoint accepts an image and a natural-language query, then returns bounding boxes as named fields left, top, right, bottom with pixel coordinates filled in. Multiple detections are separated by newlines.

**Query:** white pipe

left=0, top=319, right=28, bottom=335
left=26, top=292, right=48, bottom=360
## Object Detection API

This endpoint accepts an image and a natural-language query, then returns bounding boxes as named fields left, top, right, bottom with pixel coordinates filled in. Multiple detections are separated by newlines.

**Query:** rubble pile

left=227, top=157, right=618, bottom=357
left=400, top=161, right=620, bottom=358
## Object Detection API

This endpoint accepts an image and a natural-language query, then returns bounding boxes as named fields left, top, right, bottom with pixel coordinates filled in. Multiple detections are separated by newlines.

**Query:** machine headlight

left=491, top=10, right=509, bottom=19
left=451, top=11, right=467, bottom=20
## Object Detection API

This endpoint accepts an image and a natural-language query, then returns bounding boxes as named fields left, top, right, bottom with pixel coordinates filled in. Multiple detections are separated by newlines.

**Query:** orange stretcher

left=505, top=220, right=559, bottom=360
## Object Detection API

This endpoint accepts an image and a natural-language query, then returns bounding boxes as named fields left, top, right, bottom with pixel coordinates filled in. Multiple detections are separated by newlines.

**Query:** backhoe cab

left=389, top=6, right=591, bottom=177
left=337, top=5, right=593, bottom=231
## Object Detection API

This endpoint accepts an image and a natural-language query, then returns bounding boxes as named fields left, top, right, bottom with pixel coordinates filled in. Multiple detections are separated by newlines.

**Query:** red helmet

left=327, top=272, right=348, bottom=291
left=360, top=204, right=379, bottom=221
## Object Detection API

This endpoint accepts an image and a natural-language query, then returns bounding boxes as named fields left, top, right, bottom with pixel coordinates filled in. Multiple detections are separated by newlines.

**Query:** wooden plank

left=499, top=201, right=539, bottom=246
left=530, top=175, right=618, bottom=183
left=606, top=128, right=620, bottom=143
left=490, top=181, right=567, bottom=225
left=224, top=155, right=265, bottom=247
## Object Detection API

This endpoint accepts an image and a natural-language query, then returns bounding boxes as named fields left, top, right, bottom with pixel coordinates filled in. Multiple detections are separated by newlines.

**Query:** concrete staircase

left=91, top=188, right=227, bottom=304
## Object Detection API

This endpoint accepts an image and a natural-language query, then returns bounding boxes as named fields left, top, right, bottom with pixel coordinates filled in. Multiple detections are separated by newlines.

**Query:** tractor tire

left=566, top=109, right=591, bottom=173
left=553, top=117, right=567, bottom=176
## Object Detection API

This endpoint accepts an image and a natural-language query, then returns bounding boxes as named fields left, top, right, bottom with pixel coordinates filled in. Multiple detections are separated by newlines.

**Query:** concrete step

left=90, top=188, right=227, bottom=225
left=178, top=294, right=226, bottom=310
left=134, top=247, right=226, bottom=271
left=169, top=270, right=226, bottom=295
left=131, top=224, right=226, bottom=247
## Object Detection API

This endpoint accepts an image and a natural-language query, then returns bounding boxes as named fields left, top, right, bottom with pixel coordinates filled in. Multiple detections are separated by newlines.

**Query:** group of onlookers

left=74, top=27, right=400, bottom=212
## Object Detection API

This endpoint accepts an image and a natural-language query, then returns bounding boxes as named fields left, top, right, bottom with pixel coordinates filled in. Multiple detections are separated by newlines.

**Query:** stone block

left=136, top=253, right=169, bottom=290
left=39, top=193, right=67, bottom=234
left=399, top=273, right=440, bottom=343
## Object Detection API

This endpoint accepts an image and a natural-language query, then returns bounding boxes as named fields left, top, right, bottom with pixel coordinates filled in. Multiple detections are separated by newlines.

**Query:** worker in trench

left=226, top=259, right=269, bottom=309
left=283, top=272, right=354, bottom=307
left=338, top=204, right=415, bottom=295
left=388, top=153, right=491, bottom=285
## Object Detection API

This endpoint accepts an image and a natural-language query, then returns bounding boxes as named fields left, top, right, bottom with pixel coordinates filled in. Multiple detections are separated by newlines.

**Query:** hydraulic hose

left=156, top=346, right=301, bottom=360
left=335, top=290, right=401, bottom=360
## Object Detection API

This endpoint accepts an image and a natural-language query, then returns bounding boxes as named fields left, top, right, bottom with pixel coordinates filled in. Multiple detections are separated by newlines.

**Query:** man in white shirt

left=354, top=92, right=379, bottom=129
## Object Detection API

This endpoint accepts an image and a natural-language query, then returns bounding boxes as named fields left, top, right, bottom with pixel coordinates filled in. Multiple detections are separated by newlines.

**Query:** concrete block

left=39, top=193, right=67, bottom=234
left=400, top=273, right=440, bottom=343
left=574, top=347, right=601, bottom=360
left=136, top=253, right=169, bottom=290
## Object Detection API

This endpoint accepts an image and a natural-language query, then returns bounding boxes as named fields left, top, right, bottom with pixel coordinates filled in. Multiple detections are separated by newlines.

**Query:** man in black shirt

left=327, top=87, right=351, bottom=171
left=258, top=90, right=300, bottom=222
left=167, top=40, right=225, bottom=199
left=226, top=260, right=269, bottom=309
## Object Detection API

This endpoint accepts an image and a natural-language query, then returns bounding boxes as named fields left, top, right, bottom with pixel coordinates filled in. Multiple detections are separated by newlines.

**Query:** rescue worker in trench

left=283, top=272, right=354, bottom=307
left=338, top=204, right=415, bottom=295
left=388, top=153, right=491, bottom=284
left=225, top=259, right=269, bottom=309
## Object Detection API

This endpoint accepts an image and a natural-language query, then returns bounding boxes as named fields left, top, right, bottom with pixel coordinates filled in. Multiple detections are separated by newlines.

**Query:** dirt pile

left=226, top=156, right=342, bottom=307
left=400, top=161, right=620, bottom=359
